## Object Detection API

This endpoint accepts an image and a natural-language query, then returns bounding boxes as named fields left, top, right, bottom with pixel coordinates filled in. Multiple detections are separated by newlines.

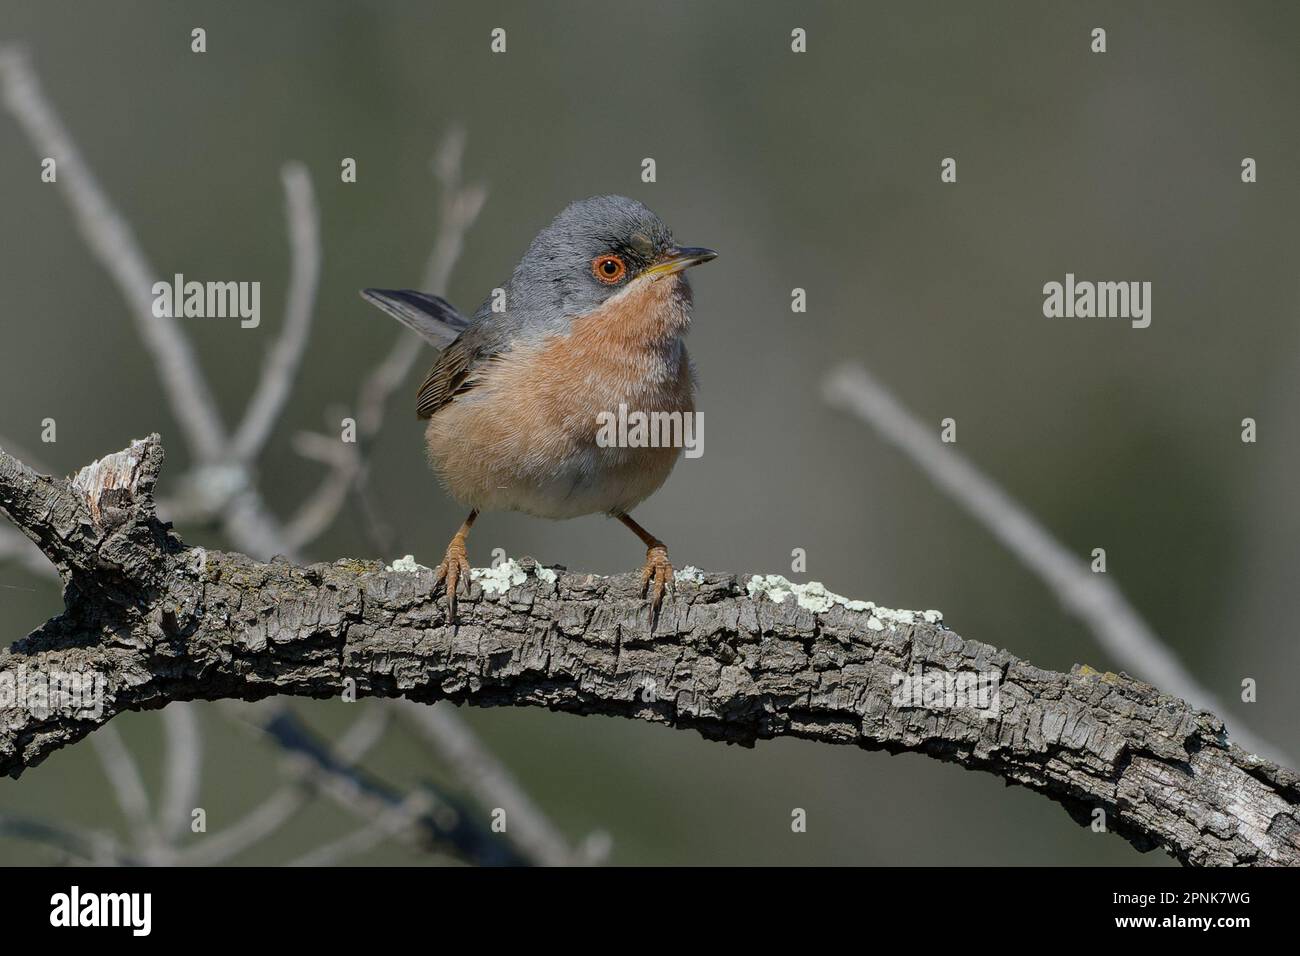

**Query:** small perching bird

left=362, top=195, right=716, bottom=620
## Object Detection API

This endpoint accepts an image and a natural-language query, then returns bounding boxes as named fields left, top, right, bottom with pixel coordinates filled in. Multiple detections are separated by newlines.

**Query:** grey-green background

left=1, top=0, right=1296, bottom=865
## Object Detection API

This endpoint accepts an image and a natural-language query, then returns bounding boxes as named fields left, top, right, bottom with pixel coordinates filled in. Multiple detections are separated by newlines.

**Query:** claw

left=639, top=544, right=673, bottom=618
left=434, top=535, right=472, bottom=621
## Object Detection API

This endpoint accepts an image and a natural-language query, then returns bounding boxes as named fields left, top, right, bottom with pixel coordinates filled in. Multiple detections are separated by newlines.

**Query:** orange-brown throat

left=571, top=272, right=692, bottom=348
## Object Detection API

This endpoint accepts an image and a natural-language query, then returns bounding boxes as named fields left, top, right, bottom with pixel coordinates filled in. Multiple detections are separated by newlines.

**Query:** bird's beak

left=643, top=246, right=718, bottom=280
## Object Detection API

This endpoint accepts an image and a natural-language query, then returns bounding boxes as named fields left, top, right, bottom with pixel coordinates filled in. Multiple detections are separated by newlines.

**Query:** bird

left=361, top=195, right=716, bottom=621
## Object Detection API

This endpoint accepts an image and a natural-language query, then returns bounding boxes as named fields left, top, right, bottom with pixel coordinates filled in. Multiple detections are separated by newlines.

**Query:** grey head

left=362, top=195, right=716, bottom=420
left=487, top=195, right=716, bottom=335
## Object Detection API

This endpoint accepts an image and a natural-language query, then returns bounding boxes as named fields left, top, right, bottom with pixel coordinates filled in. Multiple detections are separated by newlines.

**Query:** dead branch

left=2, top=435, right=1297, bottom=867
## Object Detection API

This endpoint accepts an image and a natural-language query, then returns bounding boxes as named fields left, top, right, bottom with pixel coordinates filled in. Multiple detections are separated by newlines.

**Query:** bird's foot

left=434, top=535, right=472, bottom=621
left=639, top=543, right=673, bottom=616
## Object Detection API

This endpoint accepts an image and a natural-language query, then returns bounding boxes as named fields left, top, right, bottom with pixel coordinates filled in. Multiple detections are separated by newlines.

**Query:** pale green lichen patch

left=746, top=574, right=796, bottom=604
left=746, top=573, right=943, bottom=630
left=385, top=555, right=430, bottom=573
left=472, top=559, right=529, bottom=596
left=674, top=565, right=705, bottom=585
left=787, top=580, right=836, bottom=613
left=386, top=554, right=559, bottom=595
left=472, top=558, right=558, bottom=594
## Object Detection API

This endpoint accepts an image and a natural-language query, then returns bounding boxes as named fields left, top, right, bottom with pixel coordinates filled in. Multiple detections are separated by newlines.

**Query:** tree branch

left=2, top=436, right=1297, bottom=867
left=823, top=363, right=1287, bottom=763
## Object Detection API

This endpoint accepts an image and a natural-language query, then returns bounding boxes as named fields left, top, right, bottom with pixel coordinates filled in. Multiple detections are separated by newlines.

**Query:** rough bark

left=1, top=436, right=1297, bottom=866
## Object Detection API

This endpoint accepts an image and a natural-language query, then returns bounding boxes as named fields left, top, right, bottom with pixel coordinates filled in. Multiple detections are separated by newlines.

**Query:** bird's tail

left=360, top=288, right=469, bottom=349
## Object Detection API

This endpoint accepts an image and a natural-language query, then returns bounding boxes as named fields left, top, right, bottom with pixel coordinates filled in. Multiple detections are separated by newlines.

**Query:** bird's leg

left=617, top=512, right=673, bottom=613
left=434, top=509, right=477, bottom=620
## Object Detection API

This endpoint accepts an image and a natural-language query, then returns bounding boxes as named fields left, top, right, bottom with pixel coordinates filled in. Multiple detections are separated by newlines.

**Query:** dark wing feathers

left=414, top=336, right=483, bottom=419
left=360, top=288, right=498, bottom=419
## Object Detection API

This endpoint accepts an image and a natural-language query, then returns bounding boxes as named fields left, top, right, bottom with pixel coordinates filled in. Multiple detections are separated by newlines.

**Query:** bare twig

left=0, top=45, right=302, bottom=564
left=159, top=703, right=202, bottom=843
left=230, top=161, right=322, bottom=462
left=186, top=702, right=517, bottom=866
left=397, top=701, right=596, bottom=866
left=283, top=129, right=486, bottom=551
left=286, top=791, right=436, bottom=867
left=90, top=725, right=168, bottom=863
left=360, top=133, right=488, bottom=437
left=220, top=485, right=301, bottom=562
left=179, top=701, right=391, bottom=865
left=180, top=786, right=303, bottom=867
left=823, top=362, right=1285, bottom=763
left=0, top=46, right=226, bottom=462
left=0, top=814, right=132, bottom=865
left=244, top=703, right=519, bottom=865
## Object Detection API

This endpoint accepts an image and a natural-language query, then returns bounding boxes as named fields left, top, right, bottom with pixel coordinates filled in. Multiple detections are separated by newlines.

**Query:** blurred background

left=1, top=0, right=1297, bottom=865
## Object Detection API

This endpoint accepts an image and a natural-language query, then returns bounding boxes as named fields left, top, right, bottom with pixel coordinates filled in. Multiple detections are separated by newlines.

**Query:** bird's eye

left=592, top=254, right=627, bottom=284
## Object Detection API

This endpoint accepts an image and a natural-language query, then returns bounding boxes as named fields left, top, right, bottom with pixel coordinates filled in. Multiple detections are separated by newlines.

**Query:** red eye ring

left=592, top=254, right=627, bottom=284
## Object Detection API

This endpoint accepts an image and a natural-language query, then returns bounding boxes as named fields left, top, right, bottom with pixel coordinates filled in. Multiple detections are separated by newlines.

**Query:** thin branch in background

left=397, top=701, right=601, bottom=866
left=0, top=815, right=132, bottom=865
left=179, top=701, right=392, bottom=866
left=89, top=725, right=168, bottom=863
left=351, top=479, right=399, bottom=555
left=189, top=702, right=522, bottom=866
left=159, top=703, right=202, bottom=843
left=285, top=791, right=437, bottom=867
left=281, top=439, right=359, bottom=551
left=282, top=129, right=487, bottom=552
left=0, top=45, right=226, bottom=462
left=823, top=362, right=1285, bottom=764
left=249, top=704, right=522, bottom=866
left=180, top=787, right=304, bottom=867
left=0, top=45, right=298, bottom=560
left=230, top=161, right=322, bottom=463
left=360, top=130, right=488, bottom=437
left=187, top=160, right=322, bottom=560
left=221, top=488, right=300, bottom=562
